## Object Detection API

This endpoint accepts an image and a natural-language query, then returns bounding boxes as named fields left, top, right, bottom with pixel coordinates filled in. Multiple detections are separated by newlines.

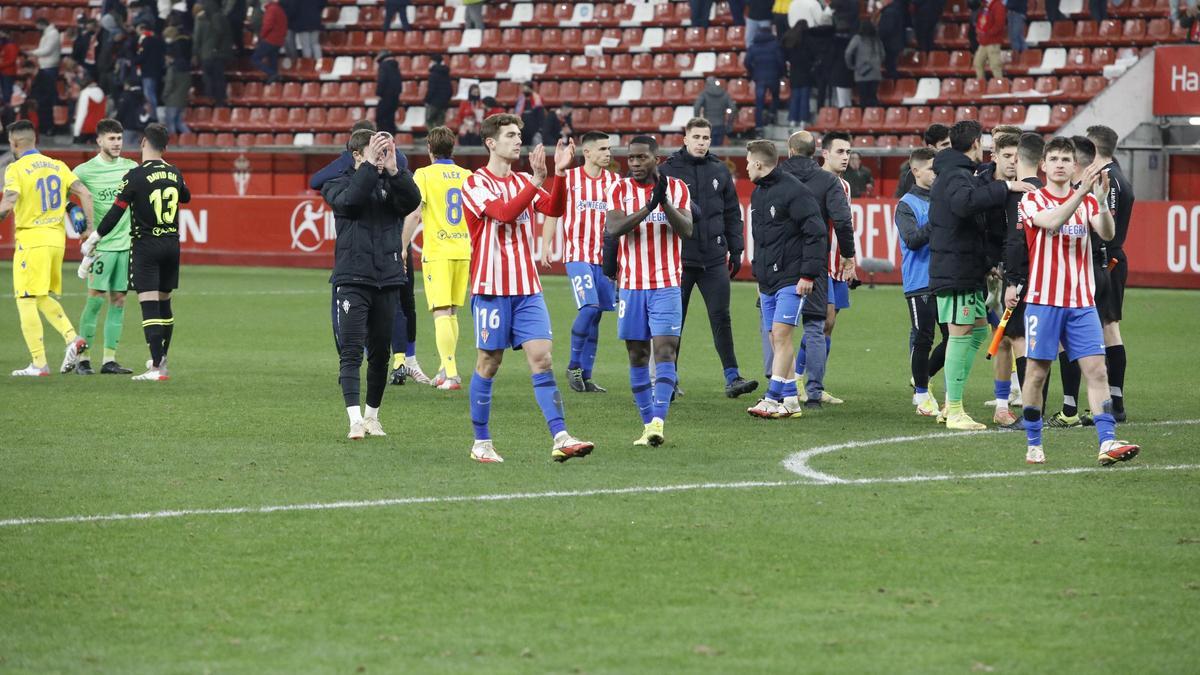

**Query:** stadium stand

left=0, top=0, right=1187, bottom=148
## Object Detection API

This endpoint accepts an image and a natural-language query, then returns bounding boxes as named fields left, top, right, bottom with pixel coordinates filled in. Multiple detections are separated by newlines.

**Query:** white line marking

left=3, top=421, right=1197, bottom=530
left=783, top=419, right=1200, bottom=484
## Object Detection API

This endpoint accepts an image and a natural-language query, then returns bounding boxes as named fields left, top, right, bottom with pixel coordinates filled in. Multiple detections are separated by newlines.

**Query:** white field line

left=56, top=288, right=424, bottom=298
left=2, top=420, right=1198, bottom=530
left=782, top=418, right=1200, bottom=484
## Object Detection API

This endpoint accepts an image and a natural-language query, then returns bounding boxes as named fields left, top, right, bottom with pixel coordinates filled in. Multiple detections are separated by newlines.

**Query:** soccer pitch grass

left=2, top=263, right=1198, bottom=673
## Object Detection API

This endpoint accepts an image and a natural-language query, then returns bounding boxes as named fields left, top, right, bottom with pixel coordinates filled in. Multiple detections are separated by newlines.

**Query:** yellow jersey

left=414, top=160, right=472, bottom=261
left=3, top=150, right=78, bottom=249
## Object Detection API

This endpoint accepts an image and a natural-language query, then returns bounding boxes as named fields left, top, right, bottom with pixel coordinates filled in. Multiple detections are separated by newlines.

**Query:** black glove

left=648, top=172, right=668, bottom=211
left=601, top=233, right=620, bottom=281
left=727, top=252, right=743, bottom=278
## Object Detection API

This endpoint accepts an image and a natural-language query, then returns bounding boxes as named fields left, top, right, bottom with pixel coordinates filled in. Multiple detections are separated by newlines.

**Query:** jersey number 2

left=445, top=188, right=463, bottom=225
left=149, top=187, right=180, bottom=225
left=35, top=176, right=62, bottom=213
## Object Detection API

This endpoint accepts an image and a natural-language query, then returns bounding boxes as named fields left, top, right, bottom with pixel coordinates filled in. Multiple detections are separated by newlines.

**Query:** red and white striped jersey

left=605, top=176, right=692, bottom=290
left=828, top=175, right=852, bottom=280
left=561, top=165, right=619, bottom=265
left=462, top=168, right=547, bottom=296
left=1018, top=188, right=1100, bottom=308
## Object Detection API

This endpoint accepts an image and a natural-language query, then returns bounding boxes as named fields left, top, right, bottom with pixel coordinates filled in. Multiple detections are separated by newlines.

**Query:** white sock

left=347, top=406, right=363, bottom=424
left=364, top=405, right=379, bottom=420
left=915, top=391, right=931, bottom=403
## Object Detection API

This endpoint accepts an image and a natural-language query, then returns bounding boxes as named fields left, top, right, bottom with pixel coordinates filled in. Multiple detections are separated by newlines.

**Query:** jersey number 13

left=149, top=187, right=180, bottom=225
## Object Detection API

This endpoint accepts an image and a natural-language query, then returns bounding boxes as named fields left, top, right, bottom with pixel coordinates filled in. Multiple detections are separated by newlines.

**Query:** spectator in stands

left=746, top=29, right=785, bottom=134
left=27, top=18, right=63, bottom=135
left=789, top=0, right=833, bottom=28
left=74, top=19, right=102, bottom=82
left=895, top=122, right=951, bottom=196
left=844, top=21, right=884, bottom=107
left=1089, top=0, right=1107, bottom=20
left=782, top=20, right=816, bottom=127
left=0, top=32, right=17, bottom=107
left=457, top=83, right=486, bottom=126
left=1007, top=0, right=1028, bottom=54
left=464, top=0, right=486, bottom=30
left=482, top=96, right=505, bottom=117
left=830, top=1, right=856, bottom=107
left=425, top=54, right=452, bottom=128
left=746, top=0, right=776, bottom=47
left=73, top=75, right=107, bottom=144
left=116, top=76, right=149, bottom=145
left=773, top=0, right=793, bottom=36
left=280, top=0, right=300, bottom=60
left=542, top=103, right=573, bottom=145
left=292, top=0, right=325, bottom=59
left=1171, top=0, right=1199, bottom=30
left=227, top=0, right=248, bottom=54
left=691, top=0, right=715, bottom=28
left=728, top=0, right=747, bottom=25
left=831, top=0, right=860, bottom=34
left=132, top=1, right=159, bottom=31
left=163, top=27, right=192, bottom=136
left=135, top=21, right=165, bottom=117
left=694, top=77, right=735, bottom=146
left=913, top=0, right=945, bottom=53
left=843, top=151, right=875, bottom=197
left=877, top=0, right=906, bottom=79
left=515, top=83, right=544, bottom=145
left=251, top=0, right=287, bottom=84
left=973, top=0, right=1006, bottom=81
left=384, top=0, right=413, bottom=32
left=375, top=51, right=402, bottom=135
left=458, top=115, right=483, bottom=146
left=194, top=2, right=232, bottom=105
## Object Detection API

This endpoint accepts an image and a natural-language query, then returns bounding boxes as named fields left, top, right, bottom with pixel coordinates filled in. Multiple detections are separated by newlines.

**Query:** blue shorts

left=471, top=293, right=553, bottom=351
left=1024, top=303, right=1105, bottom=362
left=828, top=277, right=851, bottom=310
left=759, top=287, right=806, bottom=331
left=565, top=261, right=617, bottom=311
left=617, top=287, right=682, bottom=342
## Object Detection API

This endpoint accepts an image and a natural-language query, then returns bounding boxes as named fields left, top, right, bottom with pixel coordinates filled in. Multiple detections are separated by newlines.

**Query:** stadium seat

left=1083, top=75, right=1106, bottom=98
left=1098, top=19, right=1122, bottom=42
left=875, top=135, right=899, bottom=149
left=1049, top=104, right=1074, bottom=128
left=955, top=106, right=979, bottom=124
left=247, top=107, right=270, bottom=132
left=589, top=107, right=612, bottom=129
left=216, top=133, right=237, bottom=147
left=1062, top=48, right=1092, bottom=74
left=838, top=107, right=863, bottom=132
left=609, top=107, right=633, bottom=132
left=1001, top=105, right=1027, bottom=126
left=986, top=78, right=1010, bottom=96
left=578, top=81, right=603, bottom=105
left=908, top=106, right=932, bottom=129
left=210, top=108, right=234, bottom=131
left=879, top=79, right=917, bottom=105
left=734, top=107, right=756, bottom=132
left=853, top=136, right=874, bottom=148
left=1035, top=75, right=1059, bottom=96
left=267, top=107, right=290, bottom=128
left=1011, top=77, right=1036, bottom=97
left=962, top=78, right=984, bottom=102
left=898, top=134, right=923, bottom=148
left=1059, top=75, right=1084, bottom=98
left=661, top=79, right=685, bottom=104
left=652, top=107, right=675, bottom=128
left=885, top=107, right=910, bottom=132
left=641, top=80, right=665, bottom=104
left=978, top=105, right=1002, bottom=129
left=683, top=79, right=704, bottom=101
left=1122, top=19, right=1147, bottom=43
left=629, top=107, right=654, bottom=131
left=539, top=81, right=562, bottom=106
left=940, top=78, right=964, bottom=103
left=1091, top=47, right=1117, bottom=69
left=944, top=51, right=972, bottom=76
left=931, top=105, right=956, bottom=125
left=813, top=107, right=839, bottom=131
left=861, top=107, right=885, bottom=132
left=1145, top=18, right=1174, bottom=43
left=726, top=78, right=751, bottom=103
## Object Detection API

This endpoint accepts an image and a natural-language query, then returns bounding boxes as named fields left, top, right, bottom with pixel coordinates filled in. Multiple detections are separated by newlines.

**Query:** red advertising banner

left=1153, top=45, right=1200, bottom=116
left=3, top=192, right=1198, bottom=289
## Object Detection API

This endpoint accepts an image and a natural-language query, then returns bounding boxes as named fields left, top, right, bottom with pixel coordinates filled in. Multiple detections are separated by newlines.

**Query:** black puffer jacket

left=660, top=148, right=744, bottom=268
left=779, top=155, right=855, bottom=261
left=323, top=162, right=421, bottom=288
left=928, top=149, right=1009, bottom=293
left=750, top=167, right=828, bottom=316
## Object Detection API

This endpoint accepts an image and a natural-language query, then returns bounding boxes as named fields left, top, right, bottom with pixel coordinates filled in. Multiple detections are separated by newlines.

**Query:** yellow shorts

left=13, top=244, right=64, bottom=298
left=422, top=258, right=470, bottom=311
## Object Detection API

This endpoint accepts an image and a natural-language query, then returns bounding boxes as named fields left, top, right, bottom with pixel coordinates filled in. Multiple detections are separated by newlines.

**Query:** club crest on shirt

left=712, top=178, right=719, bottom=190
left=769, top=205, right=776, bottom=219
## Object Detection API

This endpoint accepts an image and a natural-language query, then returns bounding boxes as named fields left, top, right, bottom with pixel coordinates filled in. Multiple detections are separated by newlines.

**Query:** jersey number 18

left=35, top=176, right=62, bottom=213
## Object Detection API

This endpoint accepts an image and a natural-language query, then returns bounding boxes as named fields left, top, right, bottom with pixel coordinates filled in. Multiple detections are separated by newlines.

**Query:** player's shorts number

left=445, top=188, right=463, bottom=225
left=149, top=187, right=180, bottom=225
left=618, top=299, right=626, bottom=318
left=572, top=275, right=593, bottom=296
left=1026, top=314, right=1039, bottom=341
left=477, top=307, right=501, bottom=330
left=35, top=176, right=62, bottom=213
left=92, top=260, right=105, bottom=275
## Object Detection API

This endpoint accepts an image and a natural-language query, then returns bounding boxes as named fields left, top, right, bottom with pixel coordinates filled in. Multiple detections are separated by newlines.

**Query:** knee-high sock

left=469, top=373, right=493, bottom=440
left=630, top=365, right=654, bottom=423
left=103, top=303, right=125, bottom=362
left=434, top=315, right=458, bottom=378
left=531, top=371, right=566, bottom=437
left=582, top=311, right=603, bottom=380
left=1059, top=352, right=1081, bottom=416
left=963, top=325, right=986, bottom=383
left=79, top=296, right=104, bottom=358
left=16, top=297, right=46, bottom=368
left=139, top=300, right=165, bottom=368
left=944, top=335, right=973, bottom=409
left=569, top=305, right=600, bottom=370
left=36, top=295, right=76, bottom=342
left=1105, top=345, right=1126, bottom=413
left=1024, top=406, right=1043, bottom=447
left=652, top=361, right=677, bottom=420
left=159, top=298, right=174, bottom=357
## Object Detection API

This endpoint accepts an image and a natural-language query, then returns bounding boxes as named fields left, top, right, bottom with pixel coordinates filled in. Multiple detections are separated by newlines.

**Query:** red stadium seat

left=246, top=107, right=270, bottom=132
left=662, top=28, right=687, bottom=51
left=683, top=79, right=704, bottom=101
left=1083, top=76, right=1106, bottom=98
left=661, top=79, right=685, bottom=104
left=978, top=105, right=1002, bottom=129
left=540, top=29, right=563, bottom=52
left=652, top=107, right=674, bottom=127
left=1071, top=21, right=1099, bottom=45
left=554, top=80, right=580, bottom=104
left=267, top=107, right=289, bottom=128
left=1098, top=19, right=1122, bottom=42
left=1062, top=48, right=1092, bottom=73
left=210, top=108, right=234, bottom=131
left=589, top=108, right=612, bottom=129
left=876, top=135, right=899, bottom=149
left=305, top=108, right=328, bottom=130
left=638, top=80, right=664, bottom=105
left=899, top=134, right=923, bottom=148
left=629, top=107, right=654, bottom=131
left=861, top=107, right=885, bottom=131
left=1145, top=18, right=1173, bottom=42
left=908, top=106, right=931, bottom=129
left=885, top=107, right=909, bottom=132
left=986, top=78, right=1010, bottom=96
left=1010, top=48, right=1044, bottom=74
left=216, top=133, right=237, bottom=147
left=539, top=81, right=562, bottom=106
left=1091, top=47, right=1116, bottom=68
left=532, top=2, right=555, bottom=26
left=726, top=78, right=751, bottom=103
left=813, top=107, right=839, bottom=131
left=734, top=107, right=756, bottom=132
left=1049, top=104, right=1074, bottom=128
left=1059, top=75, right=1083, bottom=98
left=1035, top=76, right=1059, bottom=95
left=1050, top=21, right=1075, bottom=44
left=939, top=78, right=963, bottom=103
left=253, top=133, right=274, bottom=146
left=314, top=133, right=336, bottom=145
left=838, top=107, right=863, bottom=132
left=853, top=136, right=874, bottom=148
left=1010, top=77, right=1035, bottom=96
left=962, top=77, right=984, bottom=101
left=1001, top=105, right=1026, bottom=126
left=286, top=108, right=307, bottom=129
left=609, top=108, right=633, bottom=132
left=553, top=2, right=573, bottom=22
left=1123, top=19, right=1147, bottom=42
left=578, top=81, right=603, bottom=105
left=955, top=106, right=978, bottom=124
left=571, top=109, right=591, bottom=127
left=931, top=105, right=956, bottom=125
left=945, top=51, right=972, bottom=76
left=562, top=29, right=583, bottom=50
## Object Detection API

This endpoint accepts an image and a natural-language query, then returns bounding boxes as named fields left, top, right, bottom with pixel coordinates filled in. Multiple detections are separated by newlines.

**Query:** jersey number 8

left=445, top=188, right=463, bottom=225
left=149, top=187, right=180, bottom=225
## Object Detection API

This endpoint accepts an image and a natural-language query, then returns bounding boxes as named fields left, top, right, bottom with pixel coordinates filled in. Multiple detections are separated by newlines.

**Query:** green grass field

left=2, top=263, right=1199, bottom=674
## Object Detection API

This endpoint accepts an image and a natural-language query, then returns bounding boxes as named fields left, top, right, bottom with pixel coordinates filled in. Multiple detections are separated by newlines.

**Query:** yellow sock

left=435, top=315, right=458, bottom=378
left=17, top=297, right=47, bottom=368
left=947, top=400, right=965, bottom=416
left=392, top=352, right=406, bottom=370
left=36, top=295, right=76, bottom=343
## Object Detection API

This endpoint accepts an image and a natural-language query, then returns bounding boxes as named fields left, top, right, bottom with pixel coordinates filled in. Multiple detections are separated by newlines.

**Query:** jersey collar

left=433, top=159, right=455, bottom=165
left=19, top=149, right=39, bottom=158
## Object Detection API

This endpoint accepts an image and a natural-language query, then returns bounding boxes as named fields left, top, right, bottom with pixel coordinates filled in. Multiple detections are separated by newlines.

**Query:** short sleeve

left=461, top=173, right=497, bottom=217
left=1016, top=194, right=1035, bottom=230
left=60, top=164, right=78, bottom=191
left=670, top=178, right=691, bottom=211
left=605, top=180, right=623, bottom=212
left=413, top=167, right=428, bottom=204
left=2, top=164, right=18, bottom=195
left=1083, top=194, right=1100, bottom=220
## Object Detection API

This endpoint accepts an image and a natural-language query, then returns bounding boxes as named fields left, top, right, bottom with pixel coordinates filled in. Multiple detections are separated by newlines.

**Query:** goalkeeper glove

left=81, top=231, right=100, bottom=257
left=78, top=255, right=94, bottom=280
left=66, top=203, right=88, bottom=235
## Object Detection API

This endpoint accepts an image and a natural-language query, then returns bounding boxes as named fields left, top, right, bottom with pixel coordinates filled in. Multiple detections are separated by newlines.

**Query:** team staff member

left=321, top=129, right=421, bottom=440
left=2, top=120, right=95, bottom=377
left=928, top=120, right=1032, bottom=430
left=84, top=123, right=190, bottom=382
left=402, top=126, right=473, bottom=391
left=743, top=140, right=828, bottom=420
left=659, top=117, right=758, bottom=399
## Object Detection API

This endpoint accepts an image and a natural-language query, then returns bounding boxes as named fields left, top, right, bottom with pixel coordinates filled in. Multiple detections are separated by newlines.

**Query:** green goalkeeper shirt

left=74, top=154, right=139, bottom=252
